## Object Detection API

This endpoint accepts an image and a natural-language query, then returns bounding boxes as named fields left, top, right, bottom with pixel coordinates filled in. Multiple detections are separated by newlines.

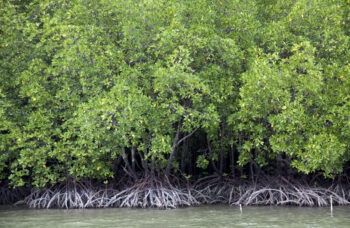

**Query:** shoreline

left=1, top=176, right=349, bottom=209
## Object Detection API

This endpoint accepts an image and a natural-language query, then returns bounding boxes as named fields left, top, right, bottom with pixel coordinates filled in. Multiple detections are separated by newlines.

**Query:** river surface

left=1, top=205, right=349, bottom=228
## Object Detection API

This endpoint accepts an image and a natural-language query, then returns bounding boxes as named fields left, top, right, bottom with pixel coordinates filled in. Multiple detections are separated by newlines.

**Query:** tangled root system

left=19, top=176, right=350, bottom=209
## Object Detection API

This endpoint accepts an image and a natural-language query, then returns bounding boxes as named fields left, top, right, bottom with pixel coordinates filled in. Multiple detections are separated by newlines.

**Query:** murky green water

left=1, top=205, right=349, bottom=228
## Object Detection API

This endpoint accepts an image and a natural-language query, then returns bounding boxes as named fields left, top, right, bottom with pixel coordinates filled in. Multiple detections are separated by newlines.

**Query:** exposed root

left=106, top=177, right=199, bottom=209
left=191, top=176, right=350, bottom=207
left=227, top=177, right=350, bottom=207
left=24, top=177, right=199, bottom=209
left=194, top=175, right=237, bottom=204
left=24, top=181, right=118, bottom=209
left=22, top=176, right=350, bottom=209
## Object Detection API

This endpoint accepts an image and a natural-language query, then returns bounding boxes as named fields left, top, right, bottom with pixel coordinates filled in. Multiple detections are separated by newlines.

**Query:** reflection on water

left=1, top=205, right=350, bottom=228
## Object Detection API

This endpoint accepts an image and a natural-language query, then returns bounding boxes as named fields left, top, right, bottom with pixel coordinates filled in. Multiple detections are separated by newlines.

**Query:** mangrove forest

left=1, top=0, right=350, bottom=208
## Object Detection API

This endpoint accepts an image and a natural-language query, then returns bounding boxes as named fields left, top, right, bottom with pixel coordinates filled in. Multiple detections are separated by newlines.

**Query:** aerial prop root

left=22, top=177, right=350, bottom=208
left=106, top=177, right=200, bottom=209
left=193, top=176, right=350, bottom=207
left=24, top=177, right=200, bottom=209
left=230, top=184, right=350, bottom=206
left=24, top=181, right=118, bottom=209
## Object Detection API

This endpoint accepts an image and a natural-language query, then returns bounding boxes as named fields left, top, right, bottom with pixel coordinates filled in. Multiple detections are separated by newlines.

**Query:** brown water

left=0, top=205, right=349, bottom=228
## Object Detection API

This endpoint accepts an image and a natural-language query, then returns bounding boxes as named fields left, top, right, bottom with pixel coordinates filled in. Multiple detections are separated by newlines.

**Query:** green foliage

left=1, top=0, right=350, bottom=188
left=196, top=155, right=209, bottom=170
left=231, top=0, right=350, bottom=177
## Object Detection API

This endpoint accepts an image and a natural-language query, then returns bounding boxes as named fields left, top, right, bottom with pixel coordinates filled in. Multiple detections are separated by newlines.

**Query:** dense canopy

left=1, top=0, right=350, bottom=208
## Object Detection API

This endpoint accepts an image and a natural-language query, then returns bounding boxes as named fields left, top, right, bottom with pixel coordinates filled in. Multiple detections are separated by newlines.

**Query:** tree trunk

left=207, top=138, right=220, bottom=175
left=138, top=150, right=149, bottom=177
left=230, top=146, right=235, bottom=177
left=165, top=123, right=181, bottom=177
left=165, top=122, right=197, bottom=177
left=131, top=146, right=136, bottom=172
left=219, top=149, right=224, bottom=178
left=122, top=149, right=138, bottom=180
